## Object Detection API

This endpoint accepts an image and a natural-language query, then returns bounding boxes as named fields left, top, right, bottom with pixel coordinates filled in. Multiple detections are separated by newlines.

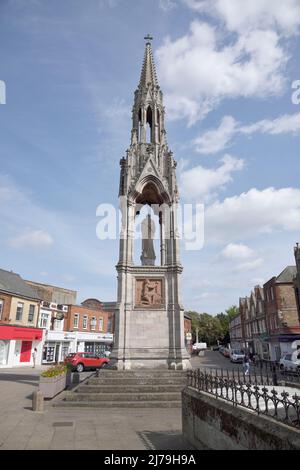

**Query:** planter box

left=39, top=372, right=67, bottom=399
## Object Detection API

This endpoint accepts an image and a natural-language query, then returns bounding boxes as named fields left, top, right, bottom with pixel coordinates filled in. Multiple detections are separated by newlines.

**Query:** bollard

left=72, top=371, right=80, bottom=385
left=32, top=390, right=44, bottom=412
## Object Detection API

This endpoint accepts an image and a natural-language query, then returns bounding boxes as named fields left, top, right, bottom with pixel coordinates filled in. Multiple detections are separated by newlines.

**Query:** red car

left=65, top=352, right=109, bottom=372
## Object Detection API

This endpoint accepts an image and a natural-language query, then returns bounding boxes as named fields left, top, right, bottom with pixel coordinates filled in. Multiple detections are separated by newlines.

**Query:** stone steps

left=88, top=377, right=186, bottom=386
left=55, top=370, right=187, bottom=408
left=97, top=371, right=187, bottom=379
left=76, top=384, right=183, bottom=393
left=65, top=392, right=181, bottom=402
left=54, top=400, right=182, bottom=408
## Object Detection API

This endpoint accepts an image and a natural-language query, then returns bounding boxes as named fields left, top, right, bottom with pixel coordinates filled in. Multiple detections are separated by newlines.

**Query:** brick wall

left=65, top=304, right=111, bottom=333
left=0, top=292, right=12, bottom=323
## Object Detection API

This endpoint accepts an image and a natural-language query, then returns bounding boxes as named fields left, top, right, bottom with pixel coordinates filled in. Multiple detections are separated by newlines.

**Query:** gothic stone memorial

left=111, top=38, right=191, bottom=370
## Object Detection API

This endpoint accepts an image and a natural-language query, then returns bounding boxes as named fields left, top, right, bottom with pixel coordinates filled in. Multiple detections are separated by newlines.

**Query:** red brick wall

left=0, top=292, right=12, bottom=323
left=65, top=304, right=111, bottom=333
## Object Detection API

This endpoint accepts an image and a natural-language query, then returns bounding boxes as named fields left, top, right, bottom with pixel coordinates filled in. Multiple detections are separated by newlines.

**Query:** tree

left=185, top=305, right=238, bottom=347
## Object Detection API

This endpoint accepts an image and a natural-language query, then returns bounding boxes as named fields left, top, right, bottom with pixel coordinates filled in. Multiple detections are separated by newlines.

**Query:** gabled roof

left=139, top=42, right=158, bottom=89
left=276, top=266, right=297, bottom=284
left=0, top=269, right=41, bottom=300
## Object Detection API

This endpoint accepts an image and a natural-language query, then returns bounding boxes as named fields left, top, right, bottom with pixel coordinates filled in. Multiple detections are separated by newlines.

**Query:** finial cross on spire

left=144, top=34, right=153, bottom=44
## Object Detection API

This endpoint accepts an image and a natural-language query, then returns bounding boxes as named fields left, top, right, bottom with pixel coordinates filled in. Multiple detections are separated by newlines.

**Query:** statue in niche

left=140, top=214, right=156, bottom=266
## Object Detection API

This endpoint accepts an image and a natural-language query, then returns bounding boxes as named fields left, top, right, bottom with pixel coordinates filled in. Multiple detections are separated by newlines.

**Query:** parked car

left=64, top=352, right=109, bottom=372
left=230, top=349, right=245, bottom=363
left=192, top=342, right=207, bottom=353
left=279, top=354, right=300, bottom=373
left=212, top=345, right=220, bottom=351
left=223, top=348, right=230, bottom=358
left=219, top=346, right=225, bottom=355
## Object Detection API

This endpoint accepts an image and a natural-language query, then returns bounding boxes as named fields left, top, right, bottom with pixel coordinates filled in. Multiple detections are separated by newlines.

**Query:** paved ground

left=2, top=351, right=297, bottom=450
left=0, top=366, right=194, bottom=450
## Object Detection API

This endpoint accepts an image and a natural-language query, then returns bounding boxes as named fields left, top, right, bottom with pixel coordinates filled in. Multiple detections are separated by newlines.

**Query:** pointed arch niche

left=132, top=180, right=169, bottom=267
left=146, top=106, right=153, bottom=143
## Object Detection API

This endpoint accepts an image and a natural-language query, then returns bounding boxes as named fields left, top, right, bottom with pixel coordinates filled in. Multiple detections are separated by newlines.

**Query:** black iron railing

left=187, top=368, right=300, bottom=429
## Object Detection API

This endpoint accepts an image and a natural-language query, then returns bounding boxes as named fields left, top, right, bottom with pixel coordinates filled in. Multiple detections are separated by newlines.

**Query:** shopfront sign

left=0, top=326, right=43, bottom=341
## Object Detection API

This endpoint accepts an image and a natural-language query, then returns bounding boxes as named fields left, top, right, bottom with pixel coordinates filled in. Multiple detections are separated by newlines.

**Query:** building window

left=90, top=317, right=96, bottom=331
left=0, top=299, right=4, bottom=320
left=39, top=312, right=49, bottom=329
left=83, top=315, right=88, bottom=329
left=28, top=304, right=35, bottom=323
left=16, top=302, right=24, bottom=321
left=99, top=317, right=104, bottom=331
left=53, top=319, right=63, bottom=331
left=73, top=313, right=79, bottom=329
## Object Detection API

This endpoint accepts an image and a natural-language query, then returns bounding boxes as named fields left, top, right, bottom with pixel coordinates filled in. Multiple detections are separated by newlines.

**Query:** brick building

left=264, top=266, right=299, bottom=361
left=229, top=309, right=244, bottom=351
left=25, top=280, right=77, bottom=364
left=0, top=269, right=43, bottom=367
left=65, top=299, right=114, bottom=356
left=294, top=243, right=300, bottom=321
left=251, top=286, right=268, bottom=359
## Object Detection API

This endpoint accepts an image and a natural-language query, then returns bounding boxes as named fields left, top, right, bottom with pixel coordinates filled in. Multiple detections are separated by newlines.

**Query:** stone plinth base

left=111, top=347, right=191, bottom=370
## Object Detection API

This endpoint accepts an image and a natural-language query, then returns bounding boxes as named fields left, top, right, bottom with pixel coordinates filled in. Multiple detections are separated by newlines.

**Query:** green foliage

left=41, top=364, right=68, bottom=378
left=186, top=305, right=238, bottom=346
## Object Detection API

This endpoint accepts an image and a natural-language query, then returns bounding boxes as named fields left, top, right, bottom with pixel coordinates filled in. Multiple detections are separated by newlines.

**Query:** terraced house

left=264, top=266, right=299, bottom=361
left=231, top=255, right=300, bottom=363
left=0, top=268, right=43, bottom=367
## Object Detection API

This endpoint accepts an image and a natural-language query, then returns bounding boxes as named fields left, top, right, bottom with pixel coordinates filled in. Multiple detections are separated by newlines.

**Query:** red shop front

left=0, top=325, right=43, bottom=367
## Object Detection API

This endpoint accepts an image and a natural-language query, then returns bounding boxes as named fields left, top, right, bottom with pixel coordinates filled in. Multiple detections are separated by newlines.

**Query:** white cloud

left=157, top=0, right=300, bottom=124
left=180, top=154, right=244, bottom=200
left=8, top=230, right=54, bottom=250
left=182, top=0, right=300, bottom=35
left=194, top=115, right=237, bottom=154
left=241, top=112, right=300, bottom=135
left=220, top=243, right=263, bottom=272
left=194, top=112, right=300, bottom=154
left=206, top=187, right=300, bottom=244
left=221, top=243, right=255, bottom=260
left=234, top=258, right=264, bottom=272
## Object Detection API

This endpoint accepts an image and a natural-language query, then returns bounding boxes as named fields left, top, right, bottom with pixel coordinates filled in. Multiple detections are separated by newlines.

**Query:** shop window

left=0, top=340, right=9, bottom=365
left=28, top=304, right=35, bottom=323
left=16, top=302, right=24, bottom=321
left=0, top=299, right=4, bottom=320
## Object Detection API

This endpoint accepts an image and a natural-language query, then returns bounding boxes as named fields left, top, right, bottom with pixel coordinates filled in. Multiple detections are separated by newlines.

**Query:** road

left=191, top=349, right=300, bottom=385
left=191, top=349, right=244, bottom=372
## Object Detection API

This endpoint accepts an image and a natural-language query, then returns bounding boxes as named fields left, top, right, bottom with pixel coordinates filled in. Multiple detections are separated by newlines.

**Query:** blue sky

left=1, top=0, right=300, bottom=313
